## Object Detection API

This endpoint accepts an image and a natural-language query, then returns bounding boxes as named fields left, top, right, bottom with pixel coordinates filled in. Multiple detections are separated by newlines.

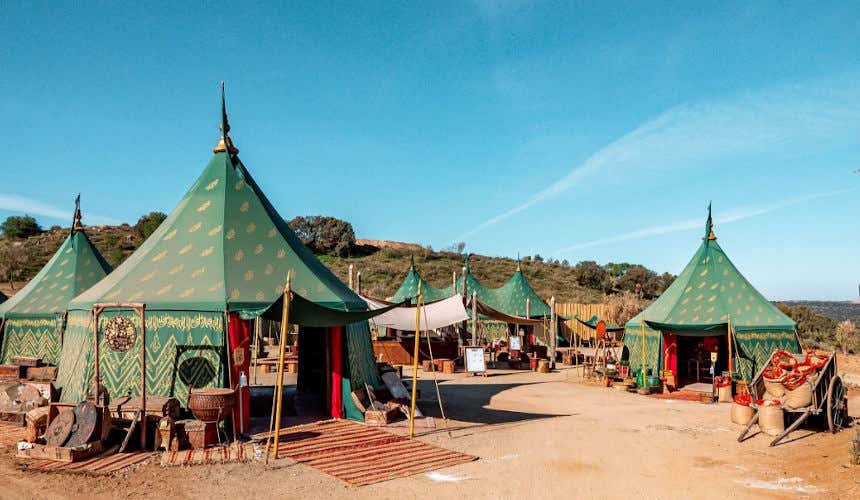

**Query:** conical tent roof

left=625, top=219, right=794, bottom=333
left=390, top=256, right=453, bottom=303
left=71, top=152, right=366, bottom=313
left=456, top=257, right=550, bottom=319
left=0, top=229, right=112, bottom=319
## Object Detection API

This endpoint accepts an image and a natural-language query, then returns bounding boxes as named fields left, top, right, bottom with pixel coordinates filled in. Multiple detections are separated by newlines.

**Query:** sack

left=758, top=404, right=785, bottom=436
left=733, top=394, right=751, bottom=406
left=783, top=380, right=813, bottom=410
left=763, top=380, right=786, bottom=398
left=770, top=350, right=797, bottom=370
left=782, top=372, right=807, bottom=391
left=718, top=384, right=733, bottom=403
left=731, top=402, right=755, bottom=425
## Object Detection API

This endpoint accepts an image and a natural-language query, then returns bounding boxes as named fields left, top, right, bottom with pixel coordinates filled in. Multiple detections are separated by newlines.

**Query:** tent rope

left=422, top=307, right=451, bottom=438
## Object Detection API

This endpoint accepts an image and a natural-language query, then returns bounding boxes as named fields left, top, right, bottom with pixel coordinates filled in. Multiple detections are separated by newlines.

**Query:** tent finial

left=71, top=193, right=83, bottom=234
left=705, top=201, right=716, bottom=240
left=213, top=81, right=239, bottom=154
left=409, top=254, right=415, bottom=271
left=516, top=253, right=521, bottom=272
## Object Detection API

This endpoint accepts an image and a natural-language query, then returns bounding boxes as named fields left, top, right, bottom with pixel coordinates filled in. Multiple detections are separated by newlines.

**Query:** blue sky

left=1, top=1, right=858, bottom=300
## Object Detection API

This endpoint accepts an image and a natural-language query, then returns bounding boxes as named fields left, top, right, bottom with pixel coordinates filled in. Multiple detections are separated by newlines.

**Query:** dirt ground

left=1, top=366, right=858, bottom=499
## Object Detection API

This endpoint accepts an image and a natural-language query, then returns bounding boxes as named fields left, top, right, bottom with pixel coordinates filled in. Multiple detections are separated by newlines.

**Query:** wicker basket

left=188, top=388, right=235, bottom=422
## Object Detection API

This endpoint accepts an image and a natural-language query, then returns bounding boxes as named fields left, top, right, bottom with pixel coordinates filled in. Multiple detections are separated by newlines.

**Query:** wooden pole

left=727, top=314, right=734, bottom=375
left=640, top=318, right=647, bottom=383
left=471, top=291, right=477, bottom=346
left=270, top=272, right=292, bottom=460
left=356, top=271, right=362, bottom=296
left=348, top=264, right=354, bottom=290
left=452, top=272, right=456, bottom=297
left=139, top=305, right=147, bottom=450
left=93, top=306, right=102, bottom=400
left=408, top=282, right=422, bottom=439
left=550, top=296, right=556, bottom=368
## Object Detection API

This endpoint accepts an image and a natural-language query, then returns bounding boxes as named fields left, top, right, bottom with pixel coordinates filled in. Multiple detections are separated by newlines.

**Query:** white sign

left=465, top=347, right=486, bottom=373
left=509, top=335, right=522, bottom=351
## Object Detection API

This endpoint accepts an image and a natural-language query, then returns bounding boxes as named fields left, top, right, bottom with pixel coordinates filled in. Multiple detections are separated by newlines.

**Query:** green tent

left=623, top=206, right=799, bottom=381
left=389, top=255, right=454, bottom=303
left=0, top=206, right=112, bottom=365
left=55, top=98, right=381, bottom=422
left=457, top=257, right=551, bottom=319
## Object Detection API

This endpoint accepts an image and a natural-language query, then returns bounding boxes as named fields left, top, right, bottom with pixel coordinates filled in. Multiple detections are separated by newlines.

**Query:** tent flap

left=240, top=292, right=405, bottom=327
left=365, top=294, right=469, bottom=331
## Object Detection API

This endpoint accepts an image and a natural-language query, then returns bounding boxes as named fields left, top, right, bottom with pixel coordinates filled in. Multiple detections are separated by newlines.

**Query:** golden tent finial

left=214, top=81, right=239, bottom=154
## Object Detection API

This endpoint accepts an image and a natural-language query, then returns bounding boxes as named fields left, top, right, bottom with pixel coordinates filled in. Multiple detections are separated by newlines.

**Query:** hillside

left=0, top=225, right=604, bottom=303
left=780, top=301, right=860, bottom=324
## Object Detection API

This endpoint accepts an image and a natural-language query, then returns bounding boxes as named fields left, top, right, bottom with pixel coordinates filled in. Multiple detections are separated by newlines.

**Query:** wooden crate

left=25, top=366, right=57, bottom=382
left=0, top=364, right=26, bottom=380
left=16, top=441, right=103, bottom=462
left=11, top=356, right=42, bottom=367
left=364, top=407, right=398, bottom=426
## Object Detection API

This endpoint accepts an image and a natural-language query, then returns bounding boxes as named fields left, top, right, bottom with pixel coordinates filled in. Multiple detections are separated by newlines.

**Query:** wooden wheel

left=826, top=375, right=846, bottom=433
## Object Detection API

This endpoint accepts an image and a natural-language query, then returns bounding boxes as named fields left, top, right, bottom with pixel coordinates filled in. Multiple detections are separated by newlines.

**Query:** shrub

left=135, top=212, right=167, bottom=240
left=1, top=215, right=43, bottom=239
left=288, top=215, right=356, bottom=257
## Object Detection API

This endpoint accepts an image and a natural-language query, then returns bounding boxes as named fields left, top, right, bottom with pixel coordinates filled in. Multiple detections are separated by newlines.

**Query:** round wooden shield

left=104, top=316, right=138, bottom=353
left=45, top=410, right=75, bottom=446
left=66, top=402, right=98, bottom=448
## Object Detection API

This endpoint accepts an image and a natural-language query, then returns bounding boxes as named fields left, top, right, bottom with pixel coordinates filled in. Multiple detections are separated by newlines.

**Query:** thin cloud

left=0, top=194, right=120, bottom=226
left=455, top=73, right=860, bottom=241
left=552, top=189, right=855, bottom=254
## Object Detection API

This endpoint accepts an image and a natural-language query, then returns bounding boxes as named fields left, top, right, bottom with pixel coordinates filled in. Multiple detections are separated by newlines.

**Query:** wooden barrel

left=537, top=359, right=550, bottom=373
left=442, top=360, right=456, bottom=374
left=422, top=360, right=435, bottom=372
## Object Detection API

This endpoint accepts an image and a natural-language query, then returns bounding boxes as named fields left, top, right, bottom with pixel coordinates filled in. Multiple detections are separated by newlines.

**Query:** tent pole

left=408, top=282, right=423, bottom=438
left=269, top=272, right=292, bottom=461
left=550, top=296, right=556, bottom=369
left=727, top=314, right=734, bottom=375
left=640, top=318, right=647, bottom=382
left=139, top=305, right=147, bottom=451
left=471, top=291, right=477, bottom=346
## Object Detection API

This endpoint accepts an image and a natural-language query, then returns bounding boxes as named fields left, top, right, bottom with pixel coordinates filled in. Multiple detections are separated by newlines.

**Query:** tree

left=604, top=262, right=632, bottom=277
left=288, top=215, right=356, bottom=257
left=835, top=320, right=857, bottom=354
left=0, top=240, right=32, bottom=289
left=573, top=260, right=608, bottom=289
left=616, top=265, right=661, bottom=298
left=659, top=272, right=676, bottom=292
left=135, top=212, right=167, bottom=240
left=1, top=215, right=43, bottom=239
left=776, top=304, right=838, bottom=347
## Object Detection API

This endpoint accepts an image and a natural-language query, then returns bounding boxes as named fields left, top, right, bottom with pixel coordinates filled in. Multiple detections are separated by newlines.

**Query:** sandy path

left=1, top=367, right=857, bottom=499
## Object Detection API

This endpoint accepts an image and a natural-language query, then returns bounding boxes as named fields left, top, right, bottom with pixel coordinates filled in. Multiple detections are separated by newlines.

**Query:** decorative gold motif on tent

left=205, top=178, right=220, bottom=191
left=163, top=228, right=178, bottom=241
left=169, top=264, right=184, bottom=275
left=277, top=248, right=286, bottom=259
left=200, top=246, right=215, bottom=257
left=60, top=284, right=69, bottom=291
left=147, top=313, right=223, bottom=332
left=264, top=264, right=274, bottom=275
left=64, top=272, right=73, bottom=279
left=256, top=291, right=265, bottom=300
left=254, top=243, right=263, bottom=255
left=207, top=282, right=223, bottom=292
left=49, top=283, right=58, bottom=290
left=55, top=271, right=63, bottom=278
left=230, top=288, right=241, bottom=299
left=179, top=288, right=194, bottom=298
left=197, top=200, right=212, bottom=212
left=226, top=228, right=236, bottom=240
left=244, top=270, right=254, bottom=281
left=66, top=314, right=93, bottom=329
left=4, top=318, right=57, bottom=328
left=208, top=225, right=222, bottom=236
left=234, top=180, right=245, bottom=191
left=695, top=294, right=703, bottom=301
left=239, top=201, right=250, bottom=213
left=178, top=244, right=193, bottom=255
left=191, top=267, right=205, bottom=279
left=152, top=250, right=168, bottom=262
left=104, top=316, right=137, bottom=353
left=60, top=258, right=69, bottom=267
left=65, top=247, right=74, bottom=254
left=129, top=291, right=144, bottom=301
left=234, top=250, right=244, bottom=261
left=140, top=271, right=156, bottom=283
left=246, top=222, right=256, bottom=233
left=157, top=284, right=173, bottom=296
left=267, top=228, right=277, bottom=238
left=189, top=221, right=203, bottom=233
left=708, top=295, right=717, bottom=302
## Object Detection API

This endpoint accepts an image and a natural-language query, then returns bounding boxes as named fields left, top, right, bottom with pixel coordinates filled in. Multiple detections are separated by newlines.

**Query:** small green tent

left=55, top=95, right=383, bottom=423
left=623, top=206, right=799, bottom=382
left=0, top=204, right=112, bottom=365
left=456, top=257, right=551, bottom=318
left=389, top=255, right=454, bottom=303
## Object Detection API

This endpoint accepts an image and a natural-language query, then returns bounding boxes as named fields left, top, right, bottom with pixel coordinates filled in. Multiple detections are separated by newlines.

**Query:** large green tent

left=55, top=97, right=381, bottom=423
left=0, top=207, right=112, bottom=365
left=623, top=206, right=799, bottom=381
left=456, top=257, right=551, bottom=318
left=389, top=255, right=454, bottom=303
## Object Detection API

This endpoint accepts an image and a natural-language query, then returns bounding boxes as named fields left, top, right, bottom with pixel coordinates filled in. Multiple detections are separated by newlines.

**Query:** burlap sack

left=783, top=380, right=813, bottom=410
left=718, top=384, right=733, bottom=403
left=731, top=402, right=755, bottom=425
left=763, top=379, right=785, bottom=398
left=759, top=405, right=785, bottom=436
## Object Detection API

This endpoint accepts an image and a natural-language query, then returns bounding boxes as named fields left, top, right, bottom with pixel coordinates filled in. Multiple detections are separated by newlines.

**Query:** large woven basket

left=188, top=388, right=235, bottom=422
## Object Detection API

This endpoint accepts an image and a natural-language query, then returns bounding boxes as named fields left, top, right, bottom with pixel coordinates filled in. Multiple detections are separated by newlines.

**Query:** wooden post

left=549, top=296, right=556, bottom=368
left=93, top=306, right=102, bottom=400
left=727, top=314, right=734, bottom=375
left=409, top=282, right=422, bottom=439
left=452, top=272, right=456, bottom=297
left=270, top=272, right=292, bottom=460
left=471, top=291, right=477, bottom=346
left=640, top=318, right=647, bottom=382
left=348, top=264, right=354, bottom=290
left=356, top=271, right=362, bottom=296
left=139, top=305, right=147, bottom=450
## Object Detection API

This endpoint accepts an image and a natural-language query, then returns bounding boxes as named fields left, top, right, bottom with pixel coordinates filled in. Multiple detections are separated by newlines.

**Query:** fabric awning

left=575, top=315, right=624, bottom=332
left=364, top=294, right=469, bottom=332
left=644, top=320, right=728, bottom=337
left=239, top=292, right=405, bottom=327
left=466, top=296, right=545, bottom=326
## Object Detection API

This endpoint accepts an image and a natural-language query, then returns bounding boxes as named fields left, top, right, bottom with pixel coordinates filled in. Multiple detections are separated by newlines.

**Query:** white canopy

left=364, top=294, right=469, bottom=331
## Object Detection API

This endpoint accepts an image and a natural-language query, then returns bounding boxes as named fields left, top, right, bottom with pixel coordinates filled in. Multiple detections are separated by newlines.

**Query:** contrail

left=551, top=188, right=855, bottom=254
left=455, top=73, right=860, bottom=241
left=0, top=194, right=120, bottom=226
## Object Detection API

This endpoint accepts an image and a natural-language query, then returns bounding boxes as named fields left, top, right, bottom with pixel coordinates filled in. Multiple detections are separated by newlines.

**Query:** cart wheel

left=826, top=375, right=846, bottom=433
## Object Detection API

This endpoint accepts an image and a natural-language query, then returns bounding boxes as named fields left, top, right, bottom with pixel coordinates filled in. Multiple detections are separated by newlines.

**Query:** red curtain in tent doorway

left=227, top=313, right=251, bottom=434
left=329, top=326, right=344, bottom=419
left=663, top=333, right=677, bottom=377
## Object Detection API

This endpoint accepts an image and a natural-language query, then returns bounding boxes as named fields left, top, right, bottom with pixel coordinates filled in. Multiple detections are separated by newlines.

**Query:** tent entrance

left=666, top=333, right=729, bottom=389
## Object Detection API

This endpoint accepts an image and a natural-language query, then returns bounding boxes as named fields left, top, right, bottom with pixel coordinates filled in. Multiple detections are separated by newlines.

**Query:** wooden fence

left=556, top=303, right=607, bottom=342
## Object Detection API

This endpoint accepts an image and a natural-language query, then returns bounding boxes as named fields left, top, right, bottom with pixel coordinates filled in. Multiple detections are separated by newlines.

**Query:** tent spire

left=705, top=201, right=716, bottom=240
left=213, top=81, right=239, bottom=154
left=516, top=253, right=521, bottom=272
left=71, top=194, right=83, bottom=235
left=409, top=254, right=415, bottom=271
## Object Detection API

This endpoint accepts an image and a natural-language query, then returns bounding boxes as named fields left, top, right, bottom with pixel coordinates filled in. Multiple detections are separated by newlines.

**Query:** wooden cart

left=738, top=351, right=847, bottom=446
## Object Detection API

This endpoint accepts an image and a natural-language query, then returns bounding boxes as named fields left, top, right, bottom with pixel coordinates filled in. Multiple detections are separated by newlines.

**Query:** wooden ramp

left=22, top=448, right=156, bottom=475
left=267, top=419, right=476, bottom=486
